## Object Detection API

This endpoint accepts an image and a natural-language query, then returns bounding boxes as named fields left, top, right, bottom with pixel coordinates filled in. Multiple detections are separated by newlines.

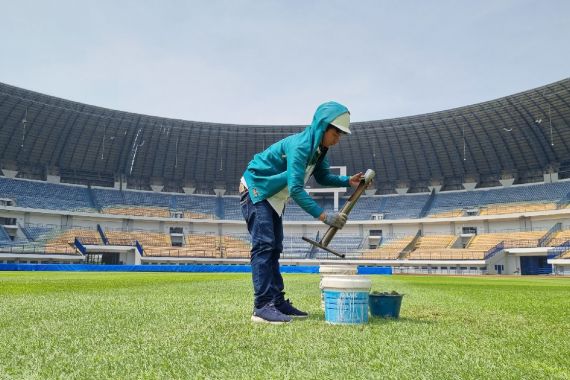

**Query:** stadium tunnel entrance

left=520, top=256, right=552, bottom=275
left=82, top=245, right=141, bottom=265
left=85, top=252, right=120, bottom=265
left=495, top=248, right=553, bottom=275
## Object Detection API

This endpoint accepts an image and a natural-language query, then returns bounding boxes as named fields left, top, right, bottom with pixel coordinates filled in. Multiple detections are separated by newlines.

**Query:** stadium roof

left=1, top=78, right=569, bottom=193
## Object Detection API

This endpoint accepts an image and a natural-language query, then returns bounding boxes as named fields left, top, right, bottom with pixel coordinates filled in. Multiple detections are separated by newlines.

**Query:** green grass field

left=1, top=272, right=569, bottom=379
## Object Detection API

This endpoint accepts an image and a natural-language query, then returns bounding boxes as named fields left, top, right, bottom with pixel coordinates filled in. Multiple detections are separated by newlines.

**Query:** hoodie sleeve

left=286, top=144, right=324, bottom=218
left=313, top=155, right=350, bottom=187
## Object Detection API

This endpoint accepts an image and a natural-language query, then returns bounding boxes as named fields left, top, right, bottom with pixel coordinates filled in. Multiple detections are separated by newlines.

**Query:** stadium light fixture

left=101, top=127, right=107, bottom=160
left=21, top=107, right=28, bottom=148
left=175, top=138, right=179, bottom=168
left=219, top=137, right=223, bottom=171
left=462, top=125, right=466, bottom=161
left=101, top=124, right=116, bottom=160
left=549, top=104, right=553, bottom=146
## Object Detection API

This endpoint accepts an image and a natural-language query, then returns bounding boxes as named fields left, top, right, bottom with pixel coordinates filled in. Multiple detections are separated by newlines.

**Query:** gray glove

left=323, top=211, right=348, bottom=229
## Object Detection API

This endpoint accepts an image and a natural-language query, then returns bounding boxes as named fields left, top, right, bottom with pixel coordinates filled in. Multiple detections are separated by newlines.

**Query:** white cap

left=330, top=112, right=351, bottom=134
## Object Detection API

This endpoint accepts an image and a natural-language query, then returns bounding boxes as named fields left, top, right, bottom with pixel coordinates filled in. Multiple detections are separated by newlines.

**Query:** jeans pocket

left=241, top=194, right=250, bottom=221
left=239, top=191, right=248, bottom=206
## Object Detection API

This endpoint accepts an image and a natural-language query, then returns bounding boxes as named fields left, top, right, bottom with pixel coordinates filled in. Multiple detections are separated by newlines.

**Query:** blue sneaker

left=276, top=299, right=308, bottom=318
left=251, top=303, right=292, bottom=324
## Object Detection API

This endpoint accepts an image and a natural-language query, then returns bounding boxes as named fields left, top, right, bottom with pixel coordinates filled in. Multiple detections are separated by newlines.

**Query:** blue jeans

left=240, top=191, right=285, bottom=309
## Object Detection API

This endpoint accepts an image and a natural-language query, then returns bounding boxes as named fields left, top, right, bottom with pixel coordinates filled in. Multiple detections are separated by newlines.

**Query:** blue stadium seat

left=3, top=176, right=570, bottom=221
left=429, top=181, right=570, bottom=216
left=0, top=177, right=94, bottom=212
left=0, top=226, right=12, bottom=245
left=221, top=197, right=242, bottom=220
left=20, top=225, right=56, bottom=242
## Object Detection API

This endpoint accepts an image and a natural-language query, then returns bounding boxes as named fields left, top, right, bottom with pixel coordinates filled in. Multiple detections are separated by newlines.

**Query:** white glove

left=323, top=212, right=347, bottom=229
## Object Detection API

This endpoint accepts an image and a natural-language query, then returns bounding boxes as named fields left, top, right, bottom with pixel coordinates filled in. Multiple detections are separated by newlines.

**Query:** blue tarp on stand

left=0, top=264, right=316, bottom=273
left=0, top=264, right=252, bottom=273
left=0, top=264, right=392, bottom=274
left=358, top=266, right=393, bottom=275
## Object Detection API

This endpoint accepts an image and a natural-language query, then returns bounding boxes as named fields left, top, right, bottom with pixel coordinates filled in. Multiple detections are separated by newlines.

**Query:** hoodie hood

left=305, top=101, right=350, bottom=152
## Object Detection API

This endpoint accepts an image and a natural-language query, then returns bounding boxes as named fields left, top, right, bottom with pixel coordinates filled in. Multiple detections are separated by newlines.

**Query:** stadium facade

left=1, top=79, right=570, bottom=275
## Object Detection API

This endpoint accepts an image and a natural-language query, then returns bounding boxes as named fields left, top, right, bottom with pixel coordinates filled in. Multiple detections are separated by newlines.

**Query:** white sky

left=1, top=0, right=569, bottom=125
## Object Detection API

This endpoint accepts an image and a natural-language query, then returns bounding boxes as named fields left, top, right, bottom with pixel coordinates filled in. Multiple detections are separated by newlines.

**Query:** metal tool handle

left=320, top=169, right=376, bottom=247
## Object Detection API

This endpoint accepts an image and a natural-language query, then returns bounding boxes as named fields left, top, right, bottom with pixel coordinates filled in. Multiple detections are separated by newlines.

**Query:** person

left=239, top=101, right=364, bottom=324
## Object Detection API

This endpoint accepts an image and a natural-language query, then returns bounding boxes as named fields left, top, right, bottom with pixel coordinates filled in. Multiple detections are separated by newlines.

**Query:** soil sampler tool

left=303, top=169, right=376, bottom=258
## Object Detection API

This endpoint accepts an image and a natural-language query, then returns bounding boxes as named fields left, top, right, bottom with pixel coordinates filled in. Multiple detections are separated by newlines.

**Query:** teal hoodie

left=243, top=101, right=350, bottom=218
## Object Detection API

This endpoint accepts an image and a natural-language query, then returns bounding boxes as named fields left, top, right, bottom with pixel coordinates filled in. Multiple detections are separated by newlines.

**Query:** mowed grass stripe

left=0, top=272, right=569, bottom=379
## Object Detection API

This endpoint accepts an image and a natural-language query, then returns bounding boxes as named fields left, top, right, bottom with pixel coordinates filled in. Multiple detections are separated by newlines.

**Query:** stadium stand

left=1, top=226, right=95, bottom=255
left=428, top=182, right=570, bottom=217
left=0, top=178, right=95, bottom=212
left=1, top=79, right=570, bottom=275
left=93, top=188, right=169, bottom=217
left=0, top=177, right=220, bottom=218
left=172, top=194, right=218, bottom=219
left=17, top=224, right=99, bottom=246
left=222, top=234, right=251, bottom=258
left=479, top=202, right=557, bottom=215
left=318, top=235, right=364, bottom=259
left=3, top=175, right=570, bottom=221
left=20, top=225, right=55, bottom=242
left=184, top=234, right=220, bottom=257
left=413, top=235, right=456, bottom=250
left=407, top=248, right=487, bottom=260
left=468, top=231, right=545, bottom=251
left=143, top=233, right=221, bottom=258
left=131, top=229, right=570, bottom=261
left=1, top=79, right=569, bottom=196
left=381, top=194, right=431, bottom=219
left=348, top=196, right=388, bottom=220
left=103, top=207, right=171, bottom=218
left=362, top=235, right=416, bottom=259
left=221, top=197, right=242, bottom=220
left=0, top=226, right=11, bottom=244
left=47, top=229, right=101, bottom=246
left=548, top=229, right=570, bottom=247
left=397, top=231, right=548, bottom=260
left=282, top=200, right=322, bottom=221
left=282, top=235, right=309, bottom=258
left=94, top=188, right=217, bottom=218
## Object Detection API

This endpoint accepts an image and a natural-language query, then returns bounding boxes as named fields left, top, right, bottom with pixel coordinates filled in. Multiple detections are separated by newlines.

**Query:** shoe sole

left=290, top=315, right=308, bottom=319
left=251, top=315, right=292, bottom=324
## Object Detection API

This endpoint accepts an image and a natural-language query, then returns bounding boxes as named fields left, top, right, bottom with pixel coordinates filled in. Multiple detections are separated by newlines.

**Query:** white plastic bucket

left=319, top=265, right=358, bottom=309
left=321, top=275, right=371, bottom=324
left=319, top=264, right=358, bottom=276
